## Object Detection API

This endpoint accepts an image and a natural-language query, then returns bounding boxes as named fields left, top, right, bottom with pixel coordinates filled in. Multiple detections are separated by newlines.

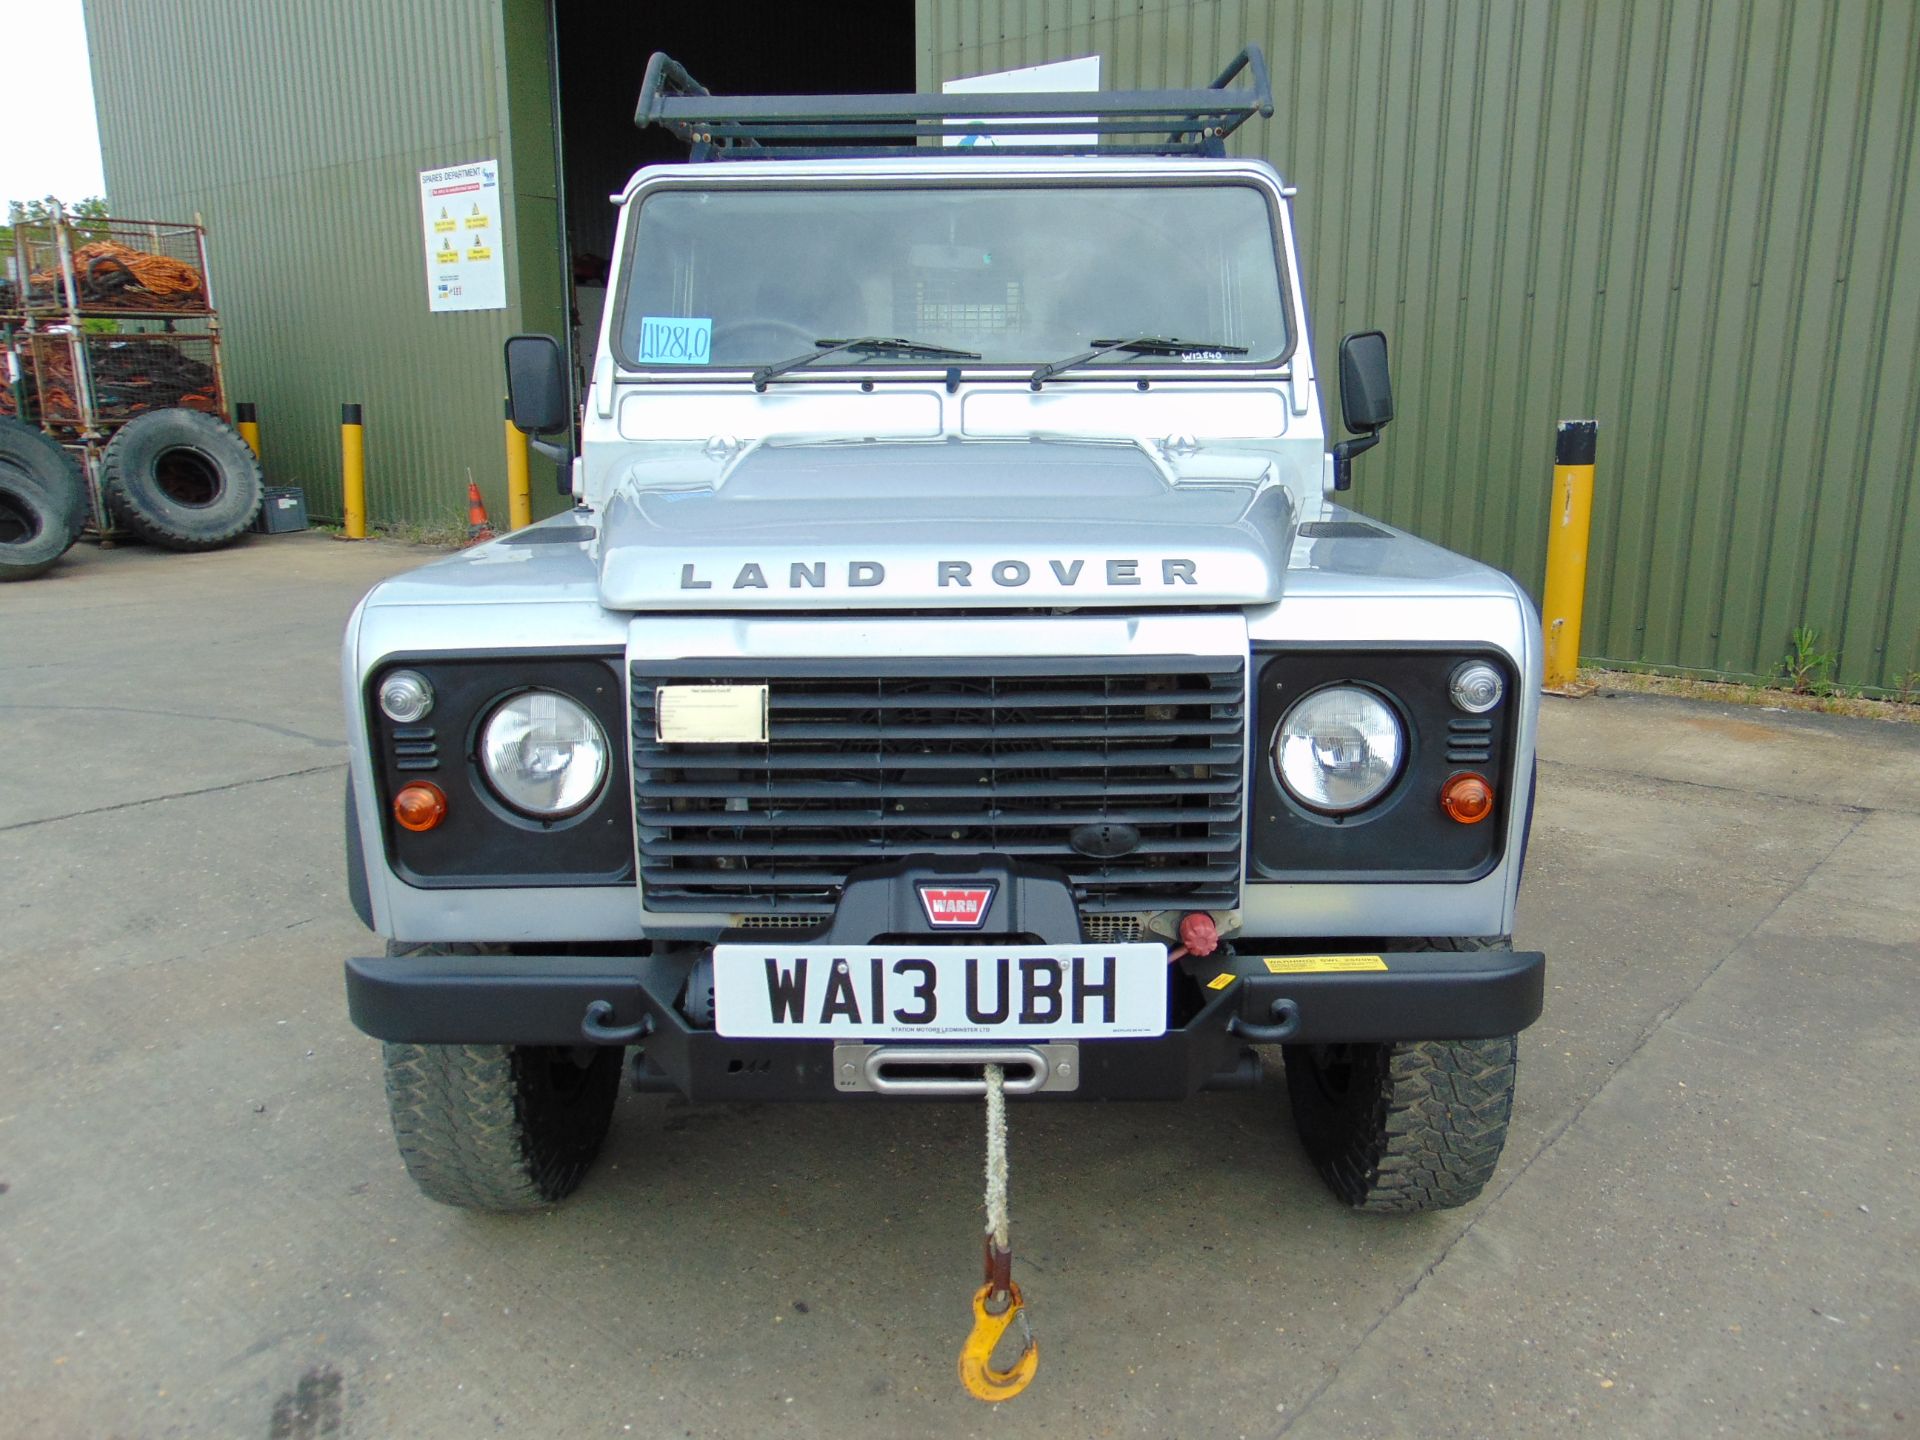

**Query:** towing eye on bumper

left=1227, top=994, right=1301, bottom=1043
left=959, top=1062, right=1039, bottom=1402
left=579, top=1000, right=652, bottom=1045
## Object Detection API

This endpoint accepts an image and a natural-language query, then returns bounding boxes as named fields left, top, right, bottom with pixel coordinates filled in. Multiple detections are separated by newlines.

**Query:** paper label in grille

left=655, top=684, right=768, bottom=744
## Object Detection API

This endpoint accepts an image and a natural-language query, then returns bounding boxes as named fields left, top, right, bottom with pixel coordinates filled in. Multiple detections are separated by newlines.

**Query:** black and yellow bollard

left=1542, top=420, right=1598, bottom=691
left=342, top=403, right=367, bottom=540
left=235, top=402, right=261, bottom=460
left=504, top=398, right=531, bottom=531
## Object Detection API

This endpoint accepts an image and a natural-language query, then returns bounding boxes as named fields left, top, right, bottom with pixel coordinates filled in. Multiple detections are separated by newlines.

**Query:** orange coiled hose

left=29, top=242, right=208, bottom=311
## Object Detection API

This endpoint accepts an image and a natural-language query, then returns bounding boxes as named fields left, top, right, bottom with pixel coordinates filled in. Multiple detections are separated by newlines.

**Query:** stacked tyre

left=0, top=409, right=264, bottom=580
left=102, top=409, right=263, bottom=551
left=0, top=419, right=87, bottom=582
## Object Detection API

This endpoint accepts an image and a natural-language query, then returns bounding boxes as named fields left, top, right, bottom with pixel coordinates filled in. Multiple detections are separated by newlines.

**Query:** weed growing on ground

left=312, top=518, right=468, bottom=549
left=1579, top=667, right=1918, bottom=723
left=1776, top=626, right=1839, bottom=696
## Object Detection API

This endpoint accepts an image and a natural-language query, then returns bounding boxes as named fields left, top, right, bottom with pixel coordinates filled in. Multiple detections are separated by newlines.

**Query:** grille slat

left=763, top=716, right=1244, bottom=741
left=638, top=805, right=1236, bottom=829
left=632, top=655, right=1246, bottom=916
left=764, top=686, right=1233, bottom=711
left=637, top=775, right=1242, bottom=798
left=640, top=834, right=1243, bottom=858
left=628, top=744, right=1242, bottom=771
left=641, top=863, right=1242, bottom=886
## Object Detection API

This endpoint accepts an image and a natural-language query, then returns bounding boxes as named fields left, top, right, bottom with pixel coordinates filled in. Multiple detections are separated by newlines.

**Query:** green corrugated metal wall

left=920, top=0, right=1920, bottom=693
left=82, top=0, right=567, bottom=531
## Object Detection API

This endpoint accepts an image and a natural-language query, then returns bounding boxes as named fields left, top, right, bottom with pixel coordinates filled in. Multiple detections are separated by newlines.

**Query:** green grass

left=310, top=518, right=469, bottom=549
left=1581, top=667, right=1918, bottom=724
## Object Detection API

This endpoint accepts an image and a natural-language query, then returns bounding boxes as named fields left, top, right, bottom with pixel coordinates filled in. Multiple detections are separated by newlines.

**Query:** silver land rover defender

left=343, top=50, right=1545, bottom=1218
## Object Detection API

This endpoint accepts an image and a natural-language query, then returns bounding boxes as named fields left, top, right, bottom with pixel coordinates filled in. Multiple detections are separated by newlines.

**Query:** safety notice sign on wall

left=419, top=160, right=506, bottom=313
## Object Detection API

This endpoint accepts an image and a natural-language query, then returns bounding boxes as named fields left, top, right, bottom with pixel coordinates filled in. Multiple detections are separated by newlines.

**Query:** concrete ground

left=2, top=532, right=1915, bottom=1439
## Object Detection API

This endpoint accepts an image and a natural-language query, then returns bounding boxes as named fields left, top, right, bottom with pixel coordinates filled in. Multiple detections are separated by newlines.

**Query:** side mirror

left=1338, top=330, right=1393, bottom=432
left=504, top=334, right=569, bottom=435
left=1332, top=330, right=1392, bottom=491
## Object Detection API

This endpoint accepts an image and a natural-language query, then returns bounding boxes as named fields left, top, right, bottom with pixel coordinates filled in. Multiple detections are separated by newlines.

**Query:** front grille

left=631, top=655, right=1246, bottom=916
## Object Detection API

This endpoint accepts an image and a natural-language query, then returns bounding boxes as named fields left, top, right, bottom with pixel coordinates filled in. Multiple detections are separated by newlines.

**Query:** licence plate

left=712, top=943, right=1169, bottom=1039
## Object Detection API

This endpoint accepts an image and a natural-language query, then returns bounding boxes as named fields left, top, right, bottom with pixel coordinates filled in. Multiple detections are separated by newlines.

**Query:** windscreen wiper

left=753, top=336, right=982, bottom=390
left=1028, top=335, right=1250, bottom=388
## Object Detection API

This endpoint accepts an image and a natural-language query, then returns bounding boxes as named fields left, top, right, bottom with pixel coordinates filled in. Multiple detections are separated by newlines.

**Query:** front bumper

left=344, top=944, right=1544, bottom=1102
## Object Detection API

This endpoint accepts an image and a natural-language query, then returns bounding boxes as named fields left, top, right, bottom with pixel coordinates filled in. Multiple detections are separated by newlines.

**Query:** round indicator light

left=1440, top=772, right=1495, bottom=825
left=1449, top=661, right=1504, bottom=714
left=379, top=669, right=435, bottom=724
left=393, top=781, right=448, bottom=832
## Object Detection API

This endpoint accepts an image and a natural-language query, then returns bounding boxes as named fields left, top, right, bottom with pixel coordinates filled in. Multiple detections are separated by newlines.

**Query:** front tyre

left=1282, top=1035, right=1517, bottom=1213
left=1282, top=938, right=1518, bottom=1214
left=383, top=1041, right=622, bottom=1211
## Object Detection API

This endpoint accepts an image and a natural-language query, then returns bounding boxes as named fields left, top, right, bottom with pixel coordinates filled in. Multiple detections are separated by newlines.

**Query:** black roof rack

left=635, top=47, right=1274, bottom=161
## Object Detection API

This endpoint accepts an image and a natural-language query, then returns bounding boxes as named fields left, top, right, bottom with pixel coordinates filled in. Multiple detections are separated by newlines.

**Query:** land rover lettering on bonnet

left=341, top=48, right=1545, bottom=1274
left=676, top=556, right=1202, bottom=590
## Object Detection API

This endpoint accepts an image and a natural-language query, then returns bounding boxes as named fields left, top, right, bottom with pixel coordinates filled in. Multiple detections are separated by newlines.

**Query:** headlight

left=1274, top=685, right=1404, bottom=813
left=479, top=690, right=608, bottom=817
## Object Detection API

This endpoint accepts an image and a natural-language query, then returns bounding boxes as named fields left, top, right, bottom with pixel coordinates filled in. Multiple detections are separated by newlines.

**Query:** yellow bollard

left=235, top=401, right=261, bottom=460
left=504, top=399, right=532, bottom=531
left=1541, top=419, right=1598, bottom=691
left=342, top=402, right=367, bottom=540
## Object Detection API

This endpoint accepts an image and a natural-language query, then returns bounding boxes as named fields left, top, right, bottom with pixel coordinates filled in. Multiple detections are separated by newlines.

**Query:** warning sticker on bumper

left=1261, top=955, right=1389, bottom=974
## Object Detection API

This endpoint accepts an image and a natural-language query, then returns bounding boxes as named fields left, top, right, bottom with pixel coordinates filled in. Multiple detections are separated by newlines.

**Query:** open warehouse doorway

left=547, top=2, right=916, bottom=373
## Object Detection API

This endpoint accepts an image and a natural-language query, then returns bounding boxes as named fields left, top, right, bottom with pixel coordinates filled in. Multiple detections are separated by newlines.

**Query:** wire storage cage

left=1, top=221, right=20, bottom=318
left=1, top=332, right=31, bottom=421
left=5, top=210, right=236, bottom=541
left=2, top=229, right=25, bottom=421
left=13, top=216, right=213, bottom=316
left=25, top=322, right=224, bottom=429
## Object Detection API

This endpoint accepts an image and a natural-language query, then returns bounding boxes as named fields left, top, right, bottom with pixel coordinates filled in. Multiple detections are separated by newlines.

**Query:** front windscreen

left=615, top=183, right=1290, bottom=371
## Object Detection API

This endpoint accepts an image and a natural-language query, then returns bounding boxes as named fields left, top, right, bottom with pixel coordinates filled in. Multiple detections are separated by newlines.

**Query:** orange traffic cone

left=465, top=479, right=495, bottom=544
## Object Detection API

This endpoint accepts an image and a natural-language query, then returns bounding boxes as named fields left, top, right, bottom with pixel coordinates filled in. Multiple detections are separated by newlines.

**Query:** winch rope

left=958, top=1061, right=1038, bottom=1402
left=983, top=1062, right=1010, bottom=1251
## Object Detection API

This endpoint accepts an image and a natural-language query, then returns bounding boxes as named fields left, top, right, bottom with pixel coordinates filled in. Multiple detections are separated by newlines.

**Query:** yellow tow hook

left=959, top=1277, right=1038, bottom=1402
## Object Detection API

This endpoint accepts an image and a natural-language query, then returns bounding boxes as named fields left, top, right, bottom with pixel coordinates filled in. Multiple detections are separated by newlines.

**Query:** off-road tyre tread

left=0, top=470, right=75, bottom=581
left=1284, top=937, right=1519, bottom=1215
left=0, top=417, right=88, bottom=543
left=382, top=1041, right=619, bottom=1211
left=101, top=408, right=262, bottom=551
left=378, top=942, right=621, bottom=1211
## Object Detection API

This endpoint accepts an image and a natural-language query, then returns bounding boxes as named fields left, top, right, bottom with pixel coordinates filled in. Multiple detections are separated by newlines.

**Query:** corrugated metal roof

left=921, top=0, right=1920, bottom=692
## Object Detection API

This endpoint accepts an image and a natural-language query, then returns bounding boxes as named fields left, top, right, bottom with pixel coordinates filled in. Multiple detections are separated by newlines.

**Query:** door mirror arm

left=1331, top=432, right=1378, bottom=492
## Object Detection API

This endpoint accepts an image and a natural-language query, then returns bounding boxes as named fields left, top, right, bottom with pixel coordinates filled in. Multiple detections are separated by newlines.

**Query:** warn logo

left=917, top=883, right=997, bottom=930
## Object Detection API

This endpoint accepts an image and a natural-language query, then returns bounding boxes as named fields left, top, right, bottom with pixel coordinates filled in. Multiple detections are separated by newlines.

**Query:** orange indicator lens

left=1440, top=772, right=1494, bottom=825
left=394, top=781, right=448, bottom=832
